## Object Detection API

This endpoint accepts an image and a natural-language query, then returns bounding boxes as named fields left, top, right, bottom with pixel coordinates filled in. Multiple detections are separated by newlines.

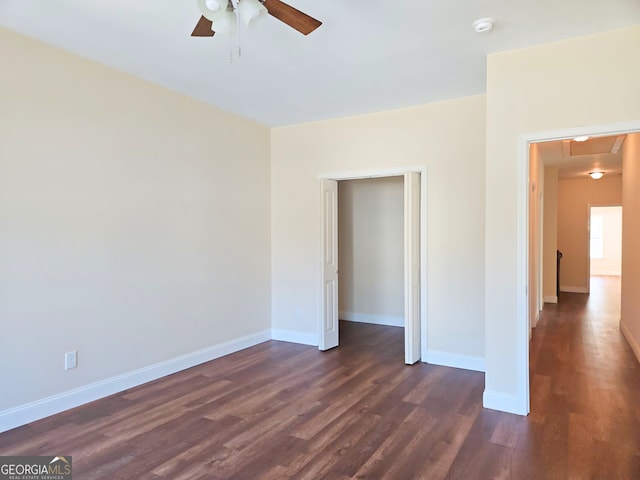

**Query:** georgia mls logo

left=49, top=457, right=71, bottom=474
left=0, top=455, right=72, bottom=479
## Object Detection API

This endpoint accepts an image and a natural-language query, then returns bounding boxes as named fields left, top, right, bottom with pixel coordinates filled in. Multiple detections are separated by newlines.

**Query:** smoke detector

left=473, top=18, right=495, bottom=33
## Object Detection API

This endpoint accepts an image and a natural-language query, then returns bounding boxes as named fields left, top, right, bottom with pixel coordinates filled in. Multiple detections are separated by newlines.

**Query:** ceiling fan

left=191, top=0, right=322, bottom=38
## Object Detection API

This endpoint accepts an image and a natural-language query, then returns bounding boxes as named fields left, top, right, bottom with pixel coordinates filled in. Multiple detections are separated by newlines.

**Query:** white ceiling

left=2, top=0, right=640, bottom=126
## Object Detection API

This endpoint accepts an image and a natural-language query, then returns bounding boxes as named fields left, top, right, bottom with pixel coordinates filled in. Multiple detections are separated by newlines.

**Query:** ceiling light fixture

left=473, top=18, right=495, bottom=33
left=198, top=0, right=268, bottom=58
left=574, top=135, right=590, bottom=142
left=589, top=171, right=604, bottom=180
left=200, top=0, right=266, bottom=27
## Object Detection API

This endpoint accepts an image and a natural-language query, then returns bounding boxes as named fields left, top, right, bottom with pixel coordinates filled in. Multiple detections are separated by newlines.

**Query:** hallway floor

left=527, top=275, right=640, bottom=478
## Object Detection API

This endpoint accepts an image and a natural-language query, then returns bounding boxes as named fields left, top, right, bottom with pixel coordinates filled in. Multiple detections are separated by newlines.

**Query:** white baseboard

left=621, top=320, right=640, bottom=364
left=483, top=389, right=527, bottom=415
left=544, top=295, right=558, bottom=304
left=339, top=311, right=404, bottom=328
left=560, top=285, right=589, bottom=293
left=0, top=330, right=271, bottom=434
left=425, top=350, right=485, bottom=372
left=532, top=311, right=540, bottom=329
left=271, top=329, right=318, bottom=346
left=590, top=271, right=621, bottom=277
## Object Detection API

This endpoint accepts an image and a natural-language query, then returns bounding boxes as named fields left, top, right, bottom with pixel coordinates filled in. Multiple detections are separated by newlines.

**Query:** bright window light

left=590, top=214, right=604, bottom=259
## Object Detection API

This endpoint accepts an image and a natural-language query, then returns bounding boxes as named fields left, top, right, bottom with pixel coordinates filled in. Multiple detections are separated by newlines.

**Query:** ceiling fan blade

left=263, top=0, right=322, bottom=35
left=192, top=16, right=215, bottom=37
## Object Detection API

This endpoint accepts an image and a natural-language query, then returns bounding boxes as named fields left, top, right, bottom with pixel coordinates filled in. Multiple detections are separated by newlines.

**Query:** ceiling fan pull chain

left=236, top=1, right=242, bottom=58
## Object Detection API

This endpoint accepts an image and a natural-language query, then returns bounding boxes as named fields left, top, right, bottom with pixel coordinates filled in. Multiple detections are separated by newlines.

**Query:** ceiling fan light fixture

left=214, top=8, right=237, bottom=34
left=198, top=0, right=228, bottom=21
left=191, top=0, right=323, bottom=54
left=589, top=171, right=604, bottom=180
left=237, top=0, right=268, bottom=26
left=205, top=0, right=225, bottom=11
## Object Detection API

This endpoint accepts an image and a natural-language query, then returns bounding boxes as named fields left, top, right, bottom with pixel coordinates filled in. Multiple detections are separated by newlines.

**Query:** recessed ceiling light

left=473, top=18, right=494, bottom=33
left=589, top=171, right=604, bottom=180
left=574, top=135, right=590, bottom=142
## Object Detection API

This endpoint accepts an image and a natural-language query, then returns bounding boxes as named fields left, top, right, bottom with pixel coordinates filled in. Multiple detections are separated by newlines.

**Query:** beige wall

left=0, top=29, right=271, bottom=411
left=338, top=177, right=404, bottom=325
left=557, top=177, right=622, bottom=291
left=543, top=167, right=558, bottom=301
left=485, top=26, right=640, bottom=408
left=621, top=133, right=640, bottom=362
left=272, top=95, right=486, bottom=364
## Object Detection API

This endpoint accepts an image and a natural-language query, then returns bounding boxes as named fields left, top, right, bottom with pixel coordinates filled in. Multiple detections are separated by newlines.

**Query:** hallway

left=528, top=275, right=640, bottom=478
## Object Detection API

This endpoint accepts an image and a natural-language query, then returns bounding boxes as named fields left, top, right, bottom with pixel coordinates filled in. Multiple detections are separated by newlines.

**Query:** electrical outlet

left=295, top=308, right=302, bottom=320
left=65, top=351, right=77, bottom=370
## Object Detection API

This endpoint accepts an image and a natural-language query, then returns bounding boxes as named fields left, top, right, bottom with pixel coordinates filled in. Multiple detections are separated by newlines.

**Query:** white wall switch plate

left=65, top=350, right=77, bottom=370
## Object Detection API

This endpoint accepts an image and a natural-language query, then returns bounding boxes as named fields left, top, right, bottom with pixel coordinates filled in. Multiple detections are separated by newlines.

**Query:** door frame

left=318, top=166, right=428, bottom=361
left=516, top=120, right=640, bottom=415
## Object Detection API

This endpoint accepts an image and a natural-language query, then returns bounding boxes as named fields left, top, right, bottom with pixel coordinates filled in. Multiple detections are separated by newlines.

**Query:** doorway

left=318, top=169, right=424, bottom=365
left=518, top=122, right=640, bottom=415
left=337, top=177, right=404, bottom=329
left=589, top=206, right=622, bottom=277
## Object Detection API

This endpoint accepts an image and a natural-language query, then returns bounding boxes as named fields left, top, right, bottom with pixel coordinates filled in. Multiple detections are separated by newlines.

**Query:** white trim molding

left=590, top=270, right=622, bottom=277
left=544, top=295, right=558, bottom=304
left=271, top=329, right=318, bottom=346
left=0, top=330, right=271, bottom=434
left=317, top=165, right=429, bottom=364
left=340, top=311, right=404, bottom=328
left=483, top=390, right=525, bottom=415
left=516, top=131, right=531, bottom=416
left=560, top=286, right=589, bottom=293
left=514, top=120, right=640, bottom=418
left=621, top=321, right=640, bottom=364
left=532, top=311, right=540, bottom=329
left=425, top=350, right=485, bottom=372
left=318, top=165, right=425, bottom=181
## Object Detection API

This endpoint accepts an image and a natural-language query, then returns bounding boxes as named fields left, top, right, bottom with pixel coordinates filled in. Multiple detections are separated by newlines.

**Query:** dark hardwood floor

left=1, top=276, right=639, bottom=479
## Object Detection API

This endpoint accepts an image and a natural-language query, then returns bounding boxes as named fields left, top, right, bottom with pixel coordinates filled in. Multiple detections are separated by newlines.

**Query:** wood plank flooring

left=1, top=276, right=639, bottom=478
